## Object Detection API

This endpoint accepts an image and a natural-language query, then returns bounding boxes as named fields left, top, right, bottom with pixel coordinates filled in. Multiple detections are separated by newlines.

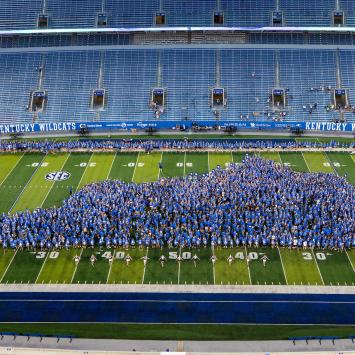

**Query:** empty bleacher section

left=0, top=1, right=354, bottom=127
left=0, top=47, right=353, bottom=124
left=0, top=0, right=353, bottom=30
left=279, top=50, right=339, bottom=122
left=0, top=53, right=41, bottom=124
left=280, top=0, right=334, bottom=26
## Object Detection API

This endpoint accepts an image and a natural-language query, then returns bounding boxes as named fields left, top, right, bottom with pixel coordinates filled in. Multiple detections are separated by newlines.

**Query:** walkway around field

left=0, top=336, right=355, bottom=354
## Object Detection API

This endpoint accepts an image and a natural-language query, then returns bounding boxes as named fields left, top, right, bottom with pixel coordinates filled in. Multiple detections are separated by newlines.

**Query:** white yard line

left=345, top=250, right=355, bottom=273
left=35, top=251, right=50, bottom=284
left=131, top=152, right=140, bottom=182
left=311, top=249, right=325, bottom=285
left=212, top=246, right=216, bottom=285
left=76, top=153, right=94, bottom=192
left=277, top=247, right=288, bottom=285
left=0, top=153, right=24, bottom=186
left=301, top=152, right=312, bottom=173
left=70, top=248, right=84, bottom=283
left=244, top=246, right=252, bottom=284
left=177, top=247, right=181, bottom=285
left=230, top=151, right=234, bottom=164
left=106, top=250, right=115, bottom=284
left=40, top=153, right=70, bottom=208
left=107, top=152, right=117, bottom=179
left=141, top=247, right=149, bottom=284
left=9, top=154, right=47, bottom=213
left=157, top=151, right=163, bottom=180
left=323, top=152, right=338, bottom=175
left=183, top=151, right=187, bottom=176
left=0, top=249, right=18, bottom=282
left=207, top=151, right=211, bottom=171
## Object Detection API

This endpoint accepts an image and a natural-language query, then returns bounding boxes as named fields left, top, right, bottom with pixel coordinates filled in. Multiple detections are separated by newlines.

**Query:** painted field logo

left=45, top=171, right=71, bottom=181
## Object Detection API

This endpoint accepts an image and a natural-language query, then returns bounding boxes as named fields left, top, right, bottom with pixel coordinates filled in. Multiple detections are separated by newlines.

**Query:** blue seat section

left=221, top=0, right=275, bottom=27
left=249, top=33, right=305, bottom=45
left=163, top=0, right=216, bottom=27
left=220, top=49, right=275, bottom=120
left=46, top=0, right=101, bottom=29
left=0, top=0, right=42, bottom=30
left=161, top=50, right=216, bottom=120
left=0, top=53, right=41, bottom=124
left=280, top=0, right=334, bottom=26
left=0, top=0, right=352, bottom=30
left=279, top=50, right=338, bottom=121
left=106, top=0, right=160, bottom=28
left=340, top=0, right=355, bottom=26
left=42, top=51, right=99, bottom=122
left=102, top=50, right=159, bottom=121
left=0, top=48, right=354, bottom=123
left=339, top=50, right=355, bottom=121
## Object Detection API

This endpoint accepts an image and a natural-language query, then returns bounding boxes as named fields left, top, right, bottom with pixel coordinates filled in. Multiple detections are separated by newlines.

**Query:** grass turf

left=0, top=323, right=354, bottom=341
left=0, top=151, right=353, bottom=286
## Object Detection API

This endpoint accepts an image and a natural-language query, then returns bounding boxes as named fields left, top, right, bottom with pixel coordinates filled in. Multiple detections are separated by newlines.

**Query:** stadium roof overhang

left=0, top=26, right=355, bottom=36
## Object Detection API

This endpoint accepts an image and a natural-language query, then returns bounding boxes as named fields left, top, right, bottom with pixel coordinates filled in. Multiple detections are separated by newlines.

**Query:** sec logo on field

left=45, top=171, right=71, bottom=181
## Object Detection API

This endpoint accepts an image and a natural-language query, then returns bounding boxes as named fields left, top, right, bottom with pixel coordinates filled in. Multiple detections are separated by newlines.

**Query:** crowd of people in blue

left=0, top=138, right=353, bottom=152
left=0, top=153, right=353, bottom=251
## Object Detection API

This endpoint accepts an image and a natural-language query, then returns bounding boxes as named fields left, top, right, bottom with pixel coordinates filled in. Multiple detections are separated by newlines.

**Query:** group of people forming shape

left=72, top=252, right=270, bottom=268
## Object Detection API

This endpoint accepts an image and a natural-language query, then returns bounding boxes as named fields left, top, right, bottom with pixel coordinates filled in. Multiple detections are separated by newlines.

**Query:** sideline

left=0, top=283, right=353, bottom=294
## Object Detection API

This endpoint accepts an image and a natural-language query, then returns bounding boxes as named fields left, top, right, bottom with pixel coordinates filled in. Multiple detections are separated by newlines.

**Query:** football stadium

left=0, top=0, right=354, bottom=354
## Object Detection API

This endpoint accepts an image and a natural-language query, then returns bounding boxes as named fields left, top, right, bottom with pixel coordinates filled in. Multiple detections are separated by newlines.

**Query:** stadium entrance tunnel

left=0, top=292, right=353, bottom=324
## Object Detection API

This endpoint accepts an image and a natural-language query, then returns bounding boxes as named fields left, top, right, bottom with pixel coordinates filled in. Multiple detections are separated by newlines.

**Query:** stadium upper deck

left=0, top=0, right=354, bottom=30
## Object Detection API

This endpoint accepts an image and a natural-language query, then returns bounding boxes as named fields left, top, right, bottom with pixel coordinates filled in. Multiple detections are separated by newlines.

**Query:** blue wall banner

left=0, top=120, right=354, bottom=135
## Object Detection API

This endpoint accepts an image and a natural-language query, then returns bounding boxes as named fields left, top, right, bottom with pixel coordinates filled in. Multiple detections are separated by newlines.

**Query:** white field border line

left=40, top=153, right=70, bottom=208
left=183, top=151, right=186, bottom=177
left=0, top=153, right=24, bottom=187
left=212, top=245, right=216, bottom=285
left=177, top=246, right=181, bottom=285
left=245, top=245, right=252, bottom=284
left=345, top=250, right=355, bottom=274
left=107, top=152, right=116, bottom=180
left=131, top=151, right=140, bottom=182
left=9, top=154, right=46, bottom=214
left=0, top=249, right=18, bottom=283
left=277, top=246, right=288, bottom=285
left=35, top=251, right=50, bottom=284
left=311, top=248, right=325, bottom=285
left=76, top=153, right=94, bottom=192
left=157, top=151, right=163, bottom=180
left=70, top=248, right=84, bottom=284
left=141, top=247, right=149, bottom=284
left=4, top=299, right=355, bottom=304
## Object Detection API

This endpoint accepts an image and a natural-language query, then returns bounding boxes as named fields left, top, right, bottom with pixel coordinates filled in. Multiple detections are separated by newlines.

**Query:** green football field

left=0, top=149, right=354, bottom=286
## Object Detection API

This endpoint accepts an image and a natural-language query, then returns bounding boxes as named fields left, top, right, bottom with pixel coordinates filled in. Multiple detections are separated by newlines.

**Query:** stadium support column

left=33, top=54, right=46, bottom=123
left=42, top=0, right=47, bottom=14
left=157, top=50, right=162, bottom=88
left=275, top=50, right=280, bottom=88
left=101, top=0, right=105, bottom=13
left=335, top=0, right=340, bottom=11
left=335, top=49, right=344, bottom=122
left=95, top=52, right=105, bottom=121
